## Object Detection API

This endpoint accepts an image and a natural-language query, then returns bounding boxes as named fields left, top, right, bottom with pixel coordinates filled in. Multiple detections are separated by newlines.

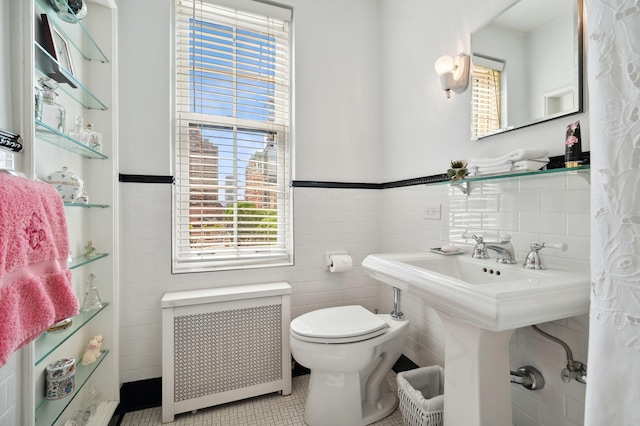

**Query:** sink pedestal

left=438, top=312, right=514, bottom=426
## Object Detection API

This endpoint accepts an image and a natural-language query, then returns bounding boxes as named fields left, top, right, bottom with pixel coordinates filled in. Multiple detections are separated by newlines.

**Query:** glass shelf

left=35, top=350, right=110, bottom=426
left=35, top=120, right=108, bottom=159
left=35, top=43, right=108, bottom=110
left=64, top=203, right=109, bottom=208
left=35, top=304, right=109, bottom=365
left=35, top=0, right=110, bottom=63
left=440, top=165, right=590, bottom=194
left=69, top=253, right=108, bottom=270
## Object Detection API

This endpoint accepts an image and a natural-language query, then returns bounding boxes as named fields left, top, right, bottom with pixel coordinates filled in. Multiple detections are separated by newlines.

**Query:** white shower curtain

left=585, top=0, right=640, bottom=424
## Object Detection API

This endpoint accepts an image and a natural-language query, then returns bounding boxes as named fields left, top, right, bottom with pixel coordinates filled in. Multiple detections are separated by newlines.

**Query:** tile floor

left=112, top=372, right=404, bottom=426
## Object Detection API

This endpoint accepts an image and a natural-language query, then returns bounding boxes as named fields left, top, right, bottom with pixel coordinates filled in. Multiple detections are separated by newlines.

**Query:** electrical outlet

left=424, top=205, right=441, bottom=219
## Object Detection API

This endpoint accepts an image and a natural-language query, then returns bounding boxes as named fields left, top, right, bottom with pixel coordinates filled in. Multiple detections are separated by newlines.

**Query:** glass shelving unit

left=34, top=0, right=110, bottom=63
left=34, top=304, right=110, bottom=365
left=68, top=253, right=108, bottom=270
left=35, top=120, right=108, bottom=159
left=65, top=203, right=109, bottom=208
left=34, top=43, right=108, bottom=110
left=35, top=350, right=110, bottom=426
left=440, top=165, right=590, bottom=194
left=29, top=0, right=119, bottom=424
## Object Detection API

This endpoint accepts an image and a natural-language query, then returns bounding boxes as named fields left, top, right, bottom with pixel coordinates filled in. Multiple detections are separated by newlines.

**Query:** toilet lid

left=290, top=305, right=388, bottom=340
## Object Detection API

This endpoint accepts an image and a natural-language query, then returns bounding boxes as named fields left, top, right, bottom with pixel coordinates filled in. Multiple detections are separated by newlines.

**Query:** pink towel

left=0, top=173, right=79, bottom=367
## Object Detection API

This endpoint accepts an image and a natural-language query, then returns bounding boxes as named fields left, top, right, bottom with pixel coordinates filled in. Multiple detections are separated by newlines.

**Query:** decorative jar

left=45, top=357, right=76, bottom=400
left=46, top=166, right=84, bottom=202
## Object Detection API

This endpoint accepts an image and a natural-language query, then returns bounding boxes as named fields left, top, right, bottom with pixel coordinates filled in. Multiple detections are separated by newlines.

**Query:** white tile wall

left=0, top=353, right=18, bottom=426
left=378, top=172, right=590, bottom=426
left=119, top=184, right=382, bottom=383
left=119, top=171, right=590, bottom=425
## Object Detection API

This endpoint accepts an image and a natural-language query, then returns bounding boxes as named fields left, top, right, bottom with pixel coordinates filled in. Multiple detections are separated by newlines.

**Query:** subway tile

left=541, top=190, right=590, bottom=213
left=482, top=212, right=519, bottom=231
left=519, top=173, right=566, bottom=192
left=467, top=194, right=500, bottom=212
left=566, top=212, right=590, bottom=237
left=511, top=386, right=540, bottom=421
left=519, top=213, right=566, bottom=235
left=449, top=212, right=482, bottom=228
left=0, top=380, right=6, bottom=416
left=481, top=179, right=519, bottom=194
left=566, top=172, right=591, bottom=191
left=514, top=408, right=540, bottom=426
left=566, top=395, right=586, bottom=425
left=500, top=192, right=541, bottom=212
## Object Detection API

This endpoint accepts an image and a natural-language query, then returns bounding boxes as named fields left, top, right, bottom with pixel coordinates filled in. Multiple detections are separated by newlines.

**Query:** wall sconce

left=434, top=54, right=470, bottom=99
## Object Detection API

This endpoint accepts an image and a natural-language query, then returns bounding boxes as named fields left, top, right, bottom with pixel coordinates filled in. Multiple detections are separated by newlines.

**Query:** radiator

left=161, top=282, right=292, bottom=423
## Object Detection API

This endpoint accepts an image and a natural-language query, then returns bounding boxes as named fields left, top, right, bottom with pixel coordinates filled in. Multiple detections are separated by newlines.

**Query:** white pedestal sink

left=362, top=252, right=590, bottom=426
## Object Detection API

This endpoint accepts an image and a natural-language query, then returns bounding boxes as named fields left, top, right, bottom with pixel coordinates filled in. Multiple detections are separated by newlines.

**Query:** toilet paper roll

left=329, top=255, right=353, bottom=273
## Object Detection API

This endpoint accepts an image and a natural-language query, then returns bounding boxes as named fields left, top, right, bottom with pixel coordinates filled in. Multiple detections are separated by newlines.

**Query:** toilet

left=290, top=305, right=409, bottom=426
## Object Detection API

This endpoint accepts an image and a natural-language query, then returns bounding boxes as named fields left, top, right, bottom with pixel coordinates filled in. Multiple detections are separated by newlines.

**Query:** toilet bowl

left=290, top=305, right=409, bottom=426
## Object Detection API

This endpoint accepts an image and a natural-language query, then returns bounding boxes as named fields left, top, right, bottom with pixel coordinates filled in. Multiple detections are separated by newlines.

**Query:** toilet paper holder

left=325, top=250, right=348, bottom=269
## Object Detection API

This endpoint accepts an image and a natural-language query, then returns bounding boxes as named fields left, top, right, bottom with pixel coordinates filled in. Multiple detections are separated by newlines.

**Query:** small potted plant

left=447, top=160, right=467, bottom=181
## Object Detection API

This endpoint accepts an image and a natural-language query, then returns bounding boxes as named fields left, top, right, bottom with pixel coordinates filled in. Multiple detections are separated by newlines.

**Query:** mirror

left=470, top=0, right=583, bottom=140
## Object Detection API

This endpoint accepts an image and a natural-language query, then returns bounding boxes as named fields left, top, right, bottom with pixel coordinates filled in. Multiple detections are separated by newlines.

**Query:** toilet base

left=362, top=391, right=398, bottom=425
left=303, top=369, right=398, bottom=426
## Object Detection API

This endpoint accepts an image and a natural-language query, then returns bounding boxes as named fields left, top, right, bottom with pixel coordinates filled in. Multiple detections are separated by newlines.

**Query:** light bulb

left=435, top=56, right=454, bottom=76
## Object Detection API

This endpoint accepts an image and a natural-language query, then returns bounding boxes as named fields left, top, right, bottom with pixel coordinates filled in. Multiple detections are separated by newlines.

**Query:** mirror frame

left=470, top=0, right=584, bottom=141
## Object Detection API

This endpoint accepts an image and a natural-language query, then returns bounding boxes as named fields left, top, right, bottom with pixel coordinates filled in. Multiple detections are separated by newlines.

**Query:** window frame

left=471, top=55, right=505, bottom=140
left=172, top=0, right=293, bottom=273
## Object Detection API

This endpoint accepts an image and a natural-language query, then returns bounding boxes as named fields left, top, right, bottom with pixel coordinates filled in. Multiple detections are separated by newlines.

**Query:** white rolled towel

left=467, top=149, right=550, bottom=169
left=468, top=163, right=514, bottom=176
left=468, top=157, right=549, bottom=176
left=512, top=158, right=549, bottom=171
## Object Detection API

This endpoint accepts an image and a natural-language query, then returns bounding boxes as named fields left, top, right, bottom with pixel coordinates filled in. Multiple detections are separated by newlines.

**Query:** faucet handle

left=523, top=242, right=568, bottom=269
left=543, top=242, right=567, bottom=251
left=469, top=234, right=489, bottom=259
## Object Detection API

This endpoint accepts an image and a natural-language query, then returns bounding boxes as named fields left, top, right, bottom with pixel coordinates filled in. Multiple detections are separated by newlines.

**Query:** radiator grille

left=162, top=282, right=291, bottom=422
left=173, top=304, right=283, bottom=401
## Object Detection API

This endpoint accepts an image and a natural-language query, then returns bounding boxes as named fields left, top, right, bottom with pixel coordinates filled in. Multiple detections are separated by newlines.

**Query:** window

left=471, top=55, right=505, bottom=140
left=173, top=0, right=292, bottom=272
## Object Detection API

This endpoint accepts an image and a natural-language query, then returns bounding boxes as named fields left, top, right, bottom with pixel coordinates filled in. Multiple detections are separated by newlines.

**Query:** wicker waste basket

left=396, top=366, right=445, bottom=426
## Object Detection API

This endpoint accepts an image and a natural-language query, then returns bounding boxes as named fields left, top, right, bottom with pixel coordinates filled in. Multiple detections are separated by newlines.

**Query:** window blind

left=471, top=64, right=502, bottom=140
left=174, top=0, right=292, bottom=272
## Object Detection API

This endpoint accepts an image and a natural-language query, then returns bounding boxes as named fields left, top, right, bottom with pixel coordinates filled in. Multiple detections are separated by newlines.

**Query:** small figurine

left=84, top=240, right=96, bottom=257
left=81, top=338, right=101, bottom=365
left=93, top=334, right=103, bottom=351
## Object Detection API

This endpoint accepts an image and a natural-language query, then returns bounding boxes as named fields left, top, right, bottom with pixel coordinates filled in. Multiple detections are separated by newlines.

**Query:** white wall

left=119, top=0, right=382, bottom=183
left=118, top=0, right=384, bottom=382
left=118, top=0, right=591, bottom=424
left=378, top=0, right=589, bottom=182
left=0, top=1, right=20, bottom=424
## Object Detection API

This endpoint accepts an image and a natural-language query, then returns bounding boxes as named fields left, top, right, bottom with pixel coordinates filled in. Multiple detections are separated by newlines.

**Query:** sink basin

left=362, top=251, right=590, bottom=332
left=363, top=251, right=591, bottom=426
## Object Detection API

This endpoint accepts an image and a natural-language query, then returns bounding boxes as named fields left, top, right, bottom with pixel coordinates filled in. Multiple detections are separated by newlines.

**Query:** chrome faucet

left=470, top=234, right=516, bottom=264
left=486, top=240, right=517, bottom=264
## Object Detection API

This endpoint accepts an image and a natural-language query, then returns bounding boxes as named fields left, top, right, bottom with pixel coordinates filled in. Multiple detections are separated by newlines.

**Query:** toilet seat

left=290, top=305, right=388, bottom=344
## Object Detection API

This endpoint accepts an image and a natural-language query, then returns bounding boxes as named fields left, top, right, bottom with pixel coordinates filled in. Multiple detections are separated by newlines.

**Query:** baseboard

left=115, top=354, right=419, bottom=415
left=115, top=377, right=162, bottom=414
left=393, top=354, right=420, bottom=373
